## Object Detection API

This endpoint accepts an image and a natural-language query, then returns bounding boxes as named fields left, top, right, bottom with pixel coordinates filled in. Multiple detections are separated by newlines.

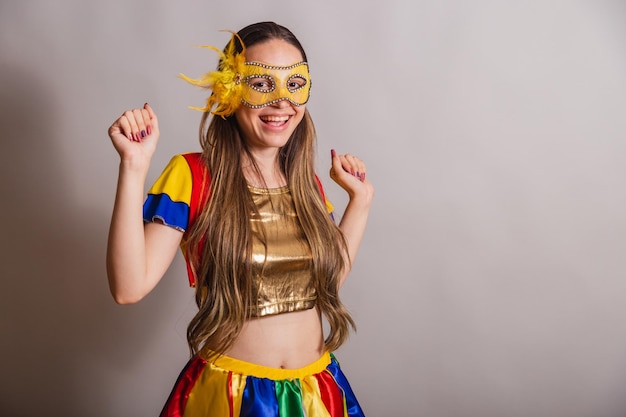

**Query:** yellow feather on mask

left=179, top=31, right=246, bottom=118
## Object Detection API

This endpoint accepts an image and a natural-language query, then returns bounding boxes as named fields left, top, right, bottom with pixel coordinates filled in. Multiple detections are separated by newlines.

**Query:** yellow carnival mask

left=179, top=31, right=311, bottom=117
left=240, top=61, right=310, bottom=108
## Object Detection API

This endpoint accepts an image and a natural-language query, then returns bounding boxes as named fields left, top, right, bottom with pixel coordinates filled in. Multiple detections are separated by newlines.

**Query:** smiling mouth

left=260, top=115, right=291, bottom=126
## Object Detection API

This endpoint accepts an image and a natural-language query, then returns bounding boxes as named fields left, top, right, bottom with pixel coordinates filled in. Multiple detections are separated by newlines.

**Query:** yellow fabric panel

left=147, top=154, right=193, bottom=204
left=183, top=362, right=232, bottom=416
left=301, top=375, right=332, bottom=417
left=325, top=199, right=334, bottom=214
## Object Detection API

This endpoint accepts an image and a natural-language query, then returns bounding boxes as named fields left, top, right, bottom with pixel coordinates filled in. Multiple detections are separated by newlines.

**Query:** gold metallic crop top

left=249, top=185, right=316, bottom=317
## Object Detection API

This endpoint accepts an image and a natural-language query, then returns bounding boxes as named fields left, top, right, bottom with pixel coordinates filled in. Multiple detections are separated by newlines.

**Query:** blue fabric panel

left=143, top=193, right=189, bottom=232
left=240, top=377, right=279, bottom=417
left=327, top=355, right=366, bottom=417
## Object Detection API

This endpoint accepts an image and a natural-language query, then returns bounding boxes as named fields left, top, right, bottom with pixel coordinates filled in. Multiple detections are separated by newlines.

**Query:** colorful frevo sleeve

left=143, top=153, right=335, bottom=287
left=143, top=154, right=195, bottom=232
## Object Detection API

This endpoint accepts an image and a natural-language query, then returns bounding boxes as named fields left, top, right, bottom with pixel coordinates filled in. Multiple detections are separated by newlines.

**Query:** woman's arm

left=329, top=149, right=375, bottom=287
left=106, top=104, right=182, bottom=304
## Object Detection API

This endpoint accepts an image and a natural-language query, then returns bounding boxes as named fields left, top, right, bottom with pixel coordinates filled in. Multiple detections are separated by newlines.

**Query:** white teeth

left=261, top=115, right=289, bottom=122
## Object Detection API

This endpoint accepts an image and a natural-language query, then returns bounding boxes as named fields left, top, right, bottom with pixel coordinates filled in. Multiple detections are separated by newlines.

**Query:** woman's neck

left=242, top=151, right=287, bottom=189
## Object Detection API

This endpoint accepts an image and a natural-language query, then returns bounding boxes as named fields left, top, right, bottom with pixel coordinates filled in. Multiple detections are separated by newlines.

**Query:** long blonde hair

left=185, top=22, right=355, bottom=357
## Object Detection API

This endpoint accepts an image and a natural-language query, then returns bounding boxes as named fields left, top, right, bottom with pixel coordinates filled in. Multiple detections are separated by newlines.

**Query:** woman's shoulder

left=156, top=152, right=207, bottom=179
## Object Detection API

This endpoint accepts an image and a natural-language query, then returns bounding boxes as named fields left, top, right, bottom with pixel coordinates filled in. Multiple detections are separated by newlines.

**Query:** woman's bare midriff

left=223, top=307, right=325, bottom=369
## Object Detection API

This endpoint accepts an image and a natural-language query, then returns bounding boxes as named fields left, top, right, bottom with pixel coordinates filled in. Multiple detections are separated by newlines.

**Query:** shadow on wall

left=0, top=62, right=181, bottom=416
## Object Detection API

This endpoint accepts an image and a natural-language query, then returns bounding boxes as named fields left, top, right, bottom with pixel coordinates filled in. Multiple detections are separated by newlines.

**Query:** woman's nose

left=272, top=99, right=291, bottom=108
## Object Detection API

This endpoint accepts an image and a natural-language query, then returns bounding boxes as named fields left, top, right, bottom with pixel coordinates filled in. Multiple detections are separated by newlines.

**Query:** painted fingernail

left=134, top=132, right=141, bottom=141
left=350, top=169, right=355, bottom=176
left=146, top=125, right=152, bottom=135
left=141, top=130, right=146, bottom=138
left=331, top=149, right=336, bottom=158
left=360, top=173, right=366, bottom=182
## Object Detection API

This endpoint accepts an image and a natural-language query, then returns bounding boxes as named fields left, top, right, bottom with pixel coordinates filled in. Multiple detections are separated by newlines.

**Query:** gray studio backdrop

left=1, top=1, right=626, bottom=416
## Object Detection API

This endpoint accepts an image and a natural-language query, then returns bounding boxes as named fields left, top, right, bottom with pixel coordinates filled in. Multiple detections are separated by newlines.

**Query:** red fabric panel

left=160, top=357, right=207, bottom=417
left=314, top=371, right=345, bottom=417
left=181, top=153, right=210, bottom=287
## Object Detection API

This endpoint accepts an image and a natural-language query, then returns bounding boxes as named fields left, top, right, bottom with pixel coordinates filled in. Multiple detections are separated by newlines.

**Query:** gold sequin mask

left=240, top=61, right=311, bottom=108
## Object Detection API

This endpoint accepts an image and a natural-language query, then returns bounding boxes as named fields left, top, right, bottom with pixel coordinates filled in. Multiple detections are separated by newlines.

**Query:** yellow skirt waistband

left=202, top=350, right=332, bottom=380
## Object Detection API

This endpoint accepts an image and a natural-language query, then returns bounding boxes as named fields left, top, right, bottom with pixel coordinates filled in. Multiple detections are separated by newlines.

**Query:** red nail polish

left=331, top=149, right=336, bottom=158
left=146, top=125, right=152, bottom=136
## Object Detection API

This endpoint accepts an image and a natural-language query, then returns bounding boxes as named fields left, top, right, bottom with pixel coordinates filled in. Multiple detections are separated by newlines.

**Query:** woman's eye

left=248, top=77, right=274, bottom=92
left=287, top=76, right=306, bottom=92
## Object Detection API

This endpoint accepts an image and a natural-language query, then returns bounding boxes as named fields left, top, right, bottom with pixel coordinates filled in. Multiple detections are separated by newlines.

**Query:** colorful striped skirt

left=159, top=351, right=365, bottom=416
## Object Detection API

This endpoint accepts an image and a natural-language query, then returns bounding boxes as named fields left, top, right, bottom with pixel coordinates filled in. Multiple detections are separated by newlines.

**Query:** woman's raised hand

left=330, top=149, right=374, bottom=202
left=108, top=103, right=160, bottom=165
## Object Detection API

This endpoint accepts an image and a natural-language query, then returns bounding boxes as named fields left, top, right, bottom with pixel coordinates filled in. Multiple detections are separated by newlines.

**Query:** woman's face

left=235, top=39, right=307, bottom=153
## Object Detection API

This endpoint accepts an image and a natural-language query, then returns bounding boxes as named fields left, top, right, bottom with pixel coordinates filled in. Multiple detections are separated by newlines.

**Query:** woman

left=107, top=21, right=373, bottom=416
